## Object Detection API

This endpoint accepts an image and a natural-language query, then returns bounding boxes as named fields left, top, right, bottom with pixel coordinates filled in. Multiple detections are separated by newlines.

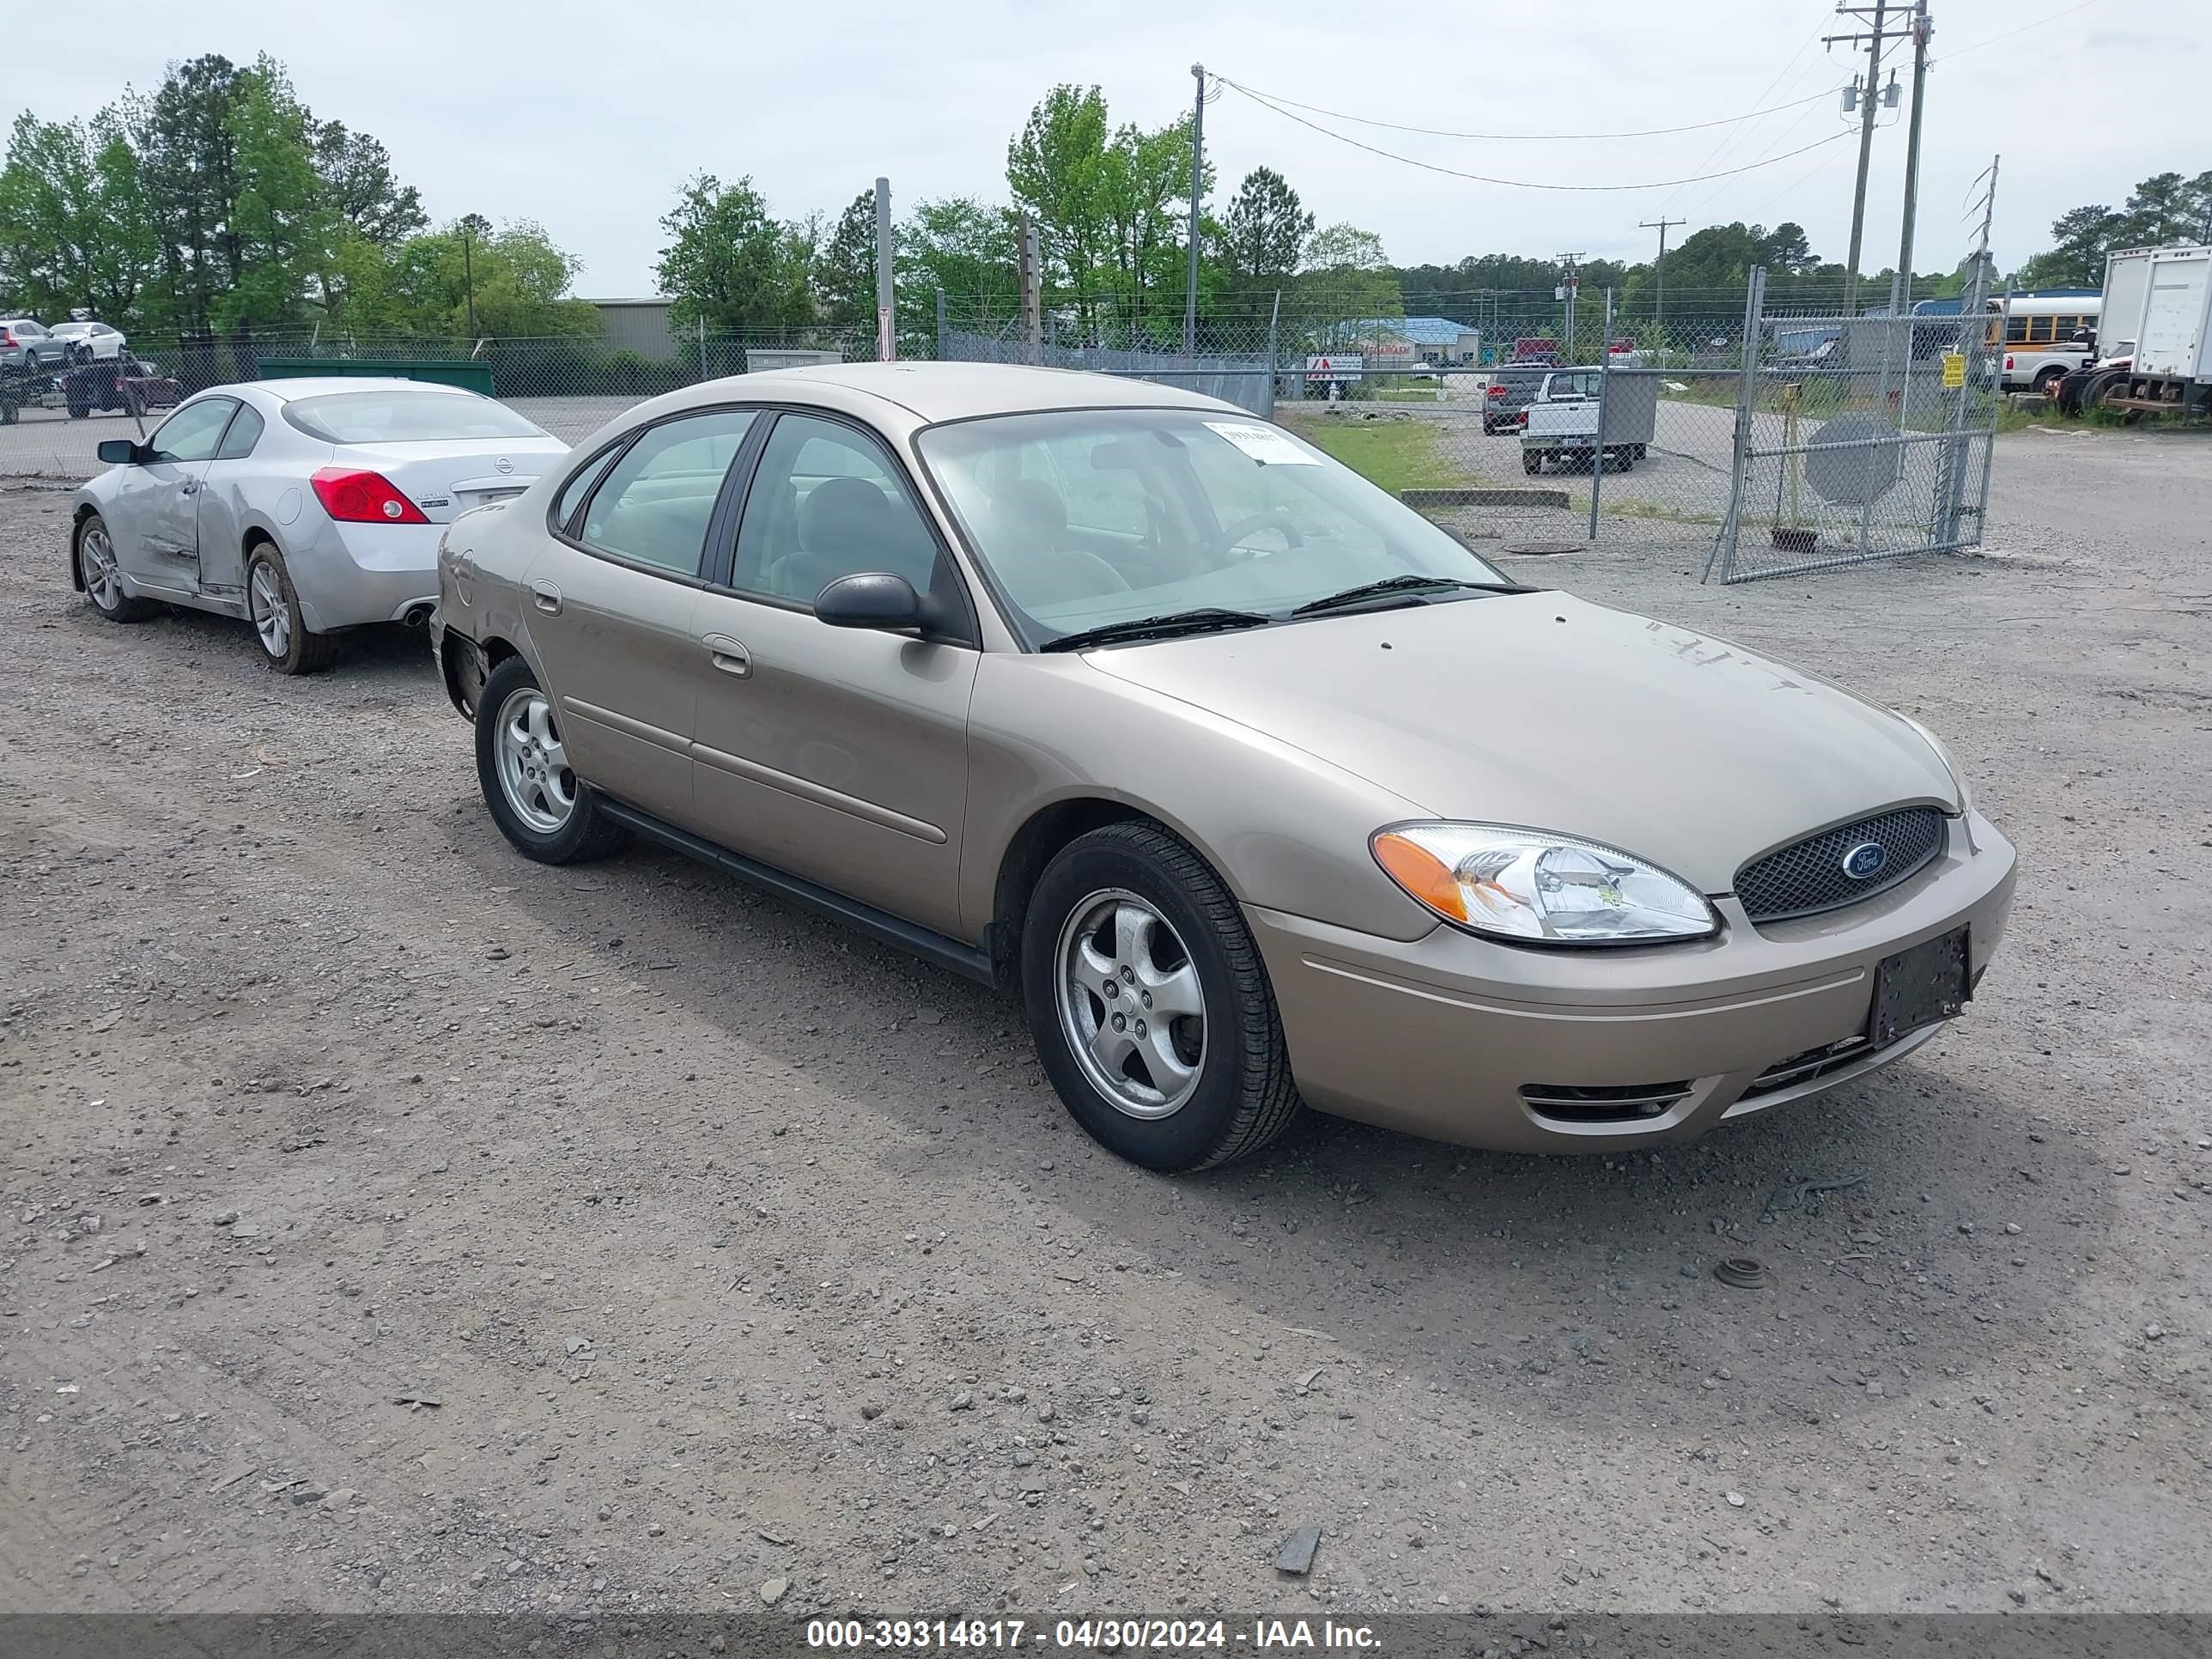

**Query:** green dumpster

left=255, top=358, right=496, bottom=397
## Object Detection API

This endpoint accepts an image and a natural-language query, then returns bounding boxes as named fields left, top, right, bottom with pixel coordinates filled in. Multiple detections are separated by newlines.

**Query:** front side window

left=919, top=409, right=1506, bottom=647
left=732, top=414, right=942, bottom=607
left=147, top=398, right=240, bottom=465
left=579, top=409, right=757, bottom=577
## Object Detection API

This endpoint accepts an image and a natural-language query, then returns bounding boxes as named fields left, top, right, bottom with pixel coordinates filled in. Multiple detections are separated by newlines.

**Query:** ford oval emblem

left=1842, top=842, right=1888, bottom=881
left=495, top=456, right=514, bottom=475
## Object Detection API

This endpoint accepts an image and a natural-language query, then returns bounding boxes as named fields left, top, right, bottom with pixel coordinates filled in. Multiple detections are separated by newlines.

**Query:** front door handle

left=531, top=580, right=562, bottom=616
left=702, top=633, right=750, bottom=678
left=179, top=478, right=200, bottom=495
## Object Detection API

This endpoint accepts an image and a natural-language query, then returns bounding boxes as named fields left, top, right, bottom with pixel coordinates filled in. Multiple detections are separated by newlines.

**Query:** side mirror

left=813, top=571, right=925, bottom=631
left=95, top=439, right=141, bottom=466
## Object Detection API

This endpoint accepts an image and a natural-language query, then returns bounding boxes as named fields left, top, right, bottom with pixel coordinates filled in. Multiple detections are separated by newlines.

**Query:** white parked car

left=69, top=377, right=568, bottom=673
left=50, top=319, right=127, bottom=362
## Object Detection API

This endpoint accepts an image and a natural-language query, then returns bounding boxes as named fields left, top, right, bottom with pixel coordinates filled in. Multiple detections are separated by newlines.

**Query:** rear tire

left=245, top=543, right=340, bottom=675
left=1522, top=450, right=1542, bottom=475
left=1021, top=821, right=1301, bottom=1173
left=474, top=655, right=627, bottom=865
left=76, top=514, right=159, bottom=623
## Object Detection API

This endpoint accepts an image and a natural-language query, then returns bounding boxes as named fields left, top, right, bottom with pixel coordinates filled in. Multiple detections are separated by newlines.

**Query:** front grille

left=1521, top=1079, right=1694, bottom=1124
left=1735, top=807, right=1946, bottom=923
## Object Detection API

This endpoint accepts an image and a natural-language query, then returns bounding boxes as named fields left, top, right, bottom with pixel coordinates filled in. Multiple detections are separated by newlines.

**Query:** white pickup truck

left=1521, top=396, right=1646, bottom=474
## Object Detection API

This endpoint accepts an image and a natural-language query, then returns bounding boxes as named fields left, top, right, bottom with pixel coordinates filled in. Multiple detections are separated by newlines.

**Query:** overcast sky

left=39, top=0, right=2207, bottom=302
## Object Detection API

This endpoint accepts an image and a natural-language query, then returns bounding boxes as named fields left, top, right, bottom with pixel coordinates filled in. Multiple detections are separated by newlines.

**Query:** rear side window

left=579, top=410, right=757, bottom=577
left=552, top=444, right=625, bottom=534
left=216, top=405, right=264, bottom=460
left=281, top=390, right=546, bottom=444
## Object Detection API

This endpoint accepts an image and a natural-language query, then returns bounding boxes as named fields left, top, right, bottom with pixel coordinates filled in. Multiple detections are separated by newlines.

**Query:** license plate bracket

left=1869, top=926, right=1969, bottom=1048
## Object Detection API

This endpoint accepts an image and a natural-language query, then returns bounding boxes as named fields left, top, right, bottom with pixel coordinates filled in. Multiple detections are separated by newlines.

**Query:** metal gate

left=1706, top=264, right=2001, bottom=583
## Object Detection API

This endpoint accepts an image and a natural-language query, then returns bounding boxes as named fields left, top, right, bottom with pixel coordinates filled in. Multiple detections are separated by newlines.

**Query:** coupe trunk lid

left=331, top=437, right=569, bottom=524
left=1078, top=593, right=1959, bottom=894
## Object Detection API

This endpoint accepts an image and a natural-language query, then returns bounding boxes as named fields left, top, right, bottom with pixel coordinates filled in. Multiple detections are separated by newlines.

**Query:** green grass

left=1278, top=414, right=1473, bottom=494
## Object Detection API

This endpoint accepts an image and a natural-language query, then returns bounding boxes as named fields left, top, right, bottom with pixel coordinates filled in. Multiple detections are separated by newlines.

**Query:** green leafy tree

left=1218, top=166, right=1312, bottom=287
left=308, top=117, right=424, bottom=248
left=2015, top=170, right=2212, bottom=289
left=815, top=190, right=879, bottom=326
left=654, top=173, right=816, bottom=330
left=216, top=60, right=337, bottom=331
left=0, top=106, right=160, bottom=324
left=901, top=196, right=1019, bottom=324
left=128, top=53, right=251, bottom=333
left=361, top=218, right=596, bottom=337
left=1295, top=222, right=1401, bottom=334
left=1096, top=116, right=1203, bottom=327
left=1006, top=84, right=1112, bottom=325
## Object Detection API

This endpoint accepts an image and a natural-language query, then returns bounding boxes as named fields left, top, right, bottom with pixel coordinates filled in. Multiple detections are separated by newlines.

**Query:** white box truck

left=2079, top=244, right=2212, bottom=418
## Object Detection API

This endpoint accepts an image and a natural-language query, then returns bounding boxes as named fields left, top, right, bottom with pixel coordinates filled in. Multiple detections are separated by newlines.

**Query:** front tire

left=245, top=543, right=340, bottom=675
left=76, top=514, right=159, bottom=623
left=474, top=655, right=626, bottom=865
left=1021, top=821, right=1301, bottom=1172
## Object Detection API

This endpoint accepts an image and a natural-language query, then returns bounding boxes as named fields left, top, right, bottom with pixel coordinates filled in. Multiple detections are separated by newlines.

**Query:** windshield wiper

left=1289, top=574, right=1533, bottom=617
left=1039, top=607, right=1276, bottom=653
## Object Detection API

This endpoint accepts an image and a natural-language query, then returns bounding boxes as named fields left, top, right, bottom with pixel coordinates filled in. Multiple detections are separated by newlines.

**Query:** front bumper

left=1248, top=811, right=2016, bottom=1154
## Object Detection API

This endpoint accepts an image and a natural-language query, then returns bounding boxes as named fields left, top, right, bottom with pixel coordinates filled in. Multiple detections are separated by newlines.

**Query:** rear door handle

left=702, top=633, right=750, bottom=678
left=531, top=580, right=562, bottom=615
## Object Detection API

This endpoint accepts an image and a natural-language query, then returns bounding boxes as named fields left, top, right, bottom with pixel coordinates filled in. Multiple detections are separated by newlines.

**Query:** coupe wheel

left=1022, top=821, right=1301, bottom=1171
left=76, top=514, right=159, bottom=623
left=473, top=655, right=625, bottom=864
left=245, top=544, right=339, bottom=675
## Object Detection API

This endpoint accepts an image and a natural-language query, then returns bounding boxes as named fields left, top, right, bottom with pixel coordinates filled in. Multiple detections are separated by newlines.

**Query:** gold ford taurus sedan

left=431, top=364, right=2014, bottom=1171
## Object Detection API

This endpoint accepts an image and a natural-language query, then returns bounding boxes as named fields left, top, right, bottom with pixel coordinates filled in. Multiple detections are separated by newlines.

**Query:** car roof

left=651, top=361, right=1244, bottom=425
left=202, top=376, right=487, bottom=403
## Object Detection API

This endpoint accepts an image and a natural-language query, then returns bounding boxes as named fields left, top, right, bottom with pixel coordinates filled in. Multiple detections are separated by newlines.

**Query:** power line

left=1938, top=0, right=2106, bottom=61
left=1209, top=78, right=1834, bottom=142
left=1221, top=81, right=1856, bottom=192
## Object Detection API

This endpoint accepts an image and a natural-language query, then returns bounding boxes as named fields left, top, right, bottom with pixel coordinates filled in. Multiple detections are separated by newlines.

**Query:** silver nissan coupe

left=431, top=363, right=2015, bottom=1172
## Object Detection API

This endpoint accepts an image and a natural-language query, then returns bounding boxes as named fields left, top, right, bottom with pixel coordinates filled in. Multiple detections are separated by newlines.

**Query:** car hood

left=1079, top=592, right=1959, bottom=894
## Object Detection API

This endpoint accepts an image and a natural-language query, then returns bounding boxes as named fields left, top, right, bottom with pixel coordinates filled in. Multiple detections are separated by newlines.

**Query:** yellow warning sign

left=1941, top=351, right=1966, bottom=390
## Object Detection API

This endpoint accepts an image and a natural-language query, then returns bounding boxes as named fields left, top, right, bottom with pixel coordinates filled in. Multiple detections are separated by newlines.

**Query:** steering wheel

left=1210, top=510, right=1305, bottom=563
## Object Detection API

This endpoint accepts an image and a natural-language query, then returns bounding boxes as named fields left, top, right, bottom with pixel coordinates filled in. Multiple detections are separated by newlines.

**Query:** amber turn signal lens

left=1372, top=831, right=1468, bottom=922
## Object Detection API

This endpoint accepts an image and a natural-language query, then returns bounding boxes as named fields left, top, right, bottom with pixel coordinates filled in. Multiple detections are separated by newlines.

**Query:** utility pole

left=1556, top=252, right=1583, bottom=358
left=1638, top=217, right=1684, bottom=336
left=874, top=176, right=896, bottom=362
left=1185, top=64, right=1205, bottom=356
left=461, top=222, right=477, bottom=339
left=1827, top=0, right=1908, bottom=314
left=1891, top=0, right=1932, bottom=315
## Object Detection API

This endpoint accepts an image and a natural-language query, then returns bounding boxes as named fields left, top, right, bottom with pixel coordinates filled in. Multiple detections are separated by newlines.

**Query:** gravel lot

left=3, top=425, right=2208, bottom=1621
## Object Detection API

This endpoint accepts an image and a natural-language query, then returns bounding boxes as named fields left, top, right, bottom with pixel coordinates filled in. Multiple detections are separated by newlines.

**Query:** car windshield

left=916, top=408, right=1508, bottom=647
left=280, top=390, right=547, bottom=444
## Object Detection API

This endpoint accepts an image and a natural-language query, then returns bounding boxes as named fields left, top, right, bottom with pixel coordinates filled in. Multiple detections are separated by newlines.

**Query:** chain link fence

left=3, top=274, right=2003, bottom=586
left=1706, top=266, right=2001, bottom=581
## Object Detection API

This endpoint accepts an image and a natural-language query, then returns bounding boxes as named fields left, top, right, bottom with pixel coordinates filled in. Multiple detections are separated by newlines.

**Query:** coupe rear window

left=280, top=390, right=546, bottom=444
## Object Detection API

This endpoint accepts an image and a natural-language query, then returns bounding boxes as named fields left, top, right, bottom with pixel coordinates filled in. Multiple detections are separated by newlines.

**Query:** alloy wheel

left=81, top=525, right=123, bottom=611
left=248, top=562, right=291, bottom=659
left=495, top=686, right=576, bottom=834
left=1054, top=888, right=1208, bottom=1119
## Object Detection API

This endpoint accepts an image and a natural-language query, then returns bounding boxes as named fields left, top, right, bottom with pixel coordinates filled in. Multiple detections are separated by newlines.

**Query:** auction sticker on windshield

left=1205, top=422, right=1317, bottom=465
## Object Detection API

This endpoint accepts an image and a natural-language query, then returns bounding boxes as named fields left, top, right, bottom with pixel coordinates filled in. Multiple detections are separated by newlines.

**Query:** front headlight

left=1901, top=716, right=1972, bottom=811
left=1371, top=823, right=1719, bottom=945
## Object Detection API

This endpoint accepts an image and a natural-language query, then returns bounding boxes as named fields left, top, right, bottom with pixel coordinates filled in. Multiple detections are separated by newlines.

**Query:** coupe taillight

left=311, top=467, right=429, bottom=525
